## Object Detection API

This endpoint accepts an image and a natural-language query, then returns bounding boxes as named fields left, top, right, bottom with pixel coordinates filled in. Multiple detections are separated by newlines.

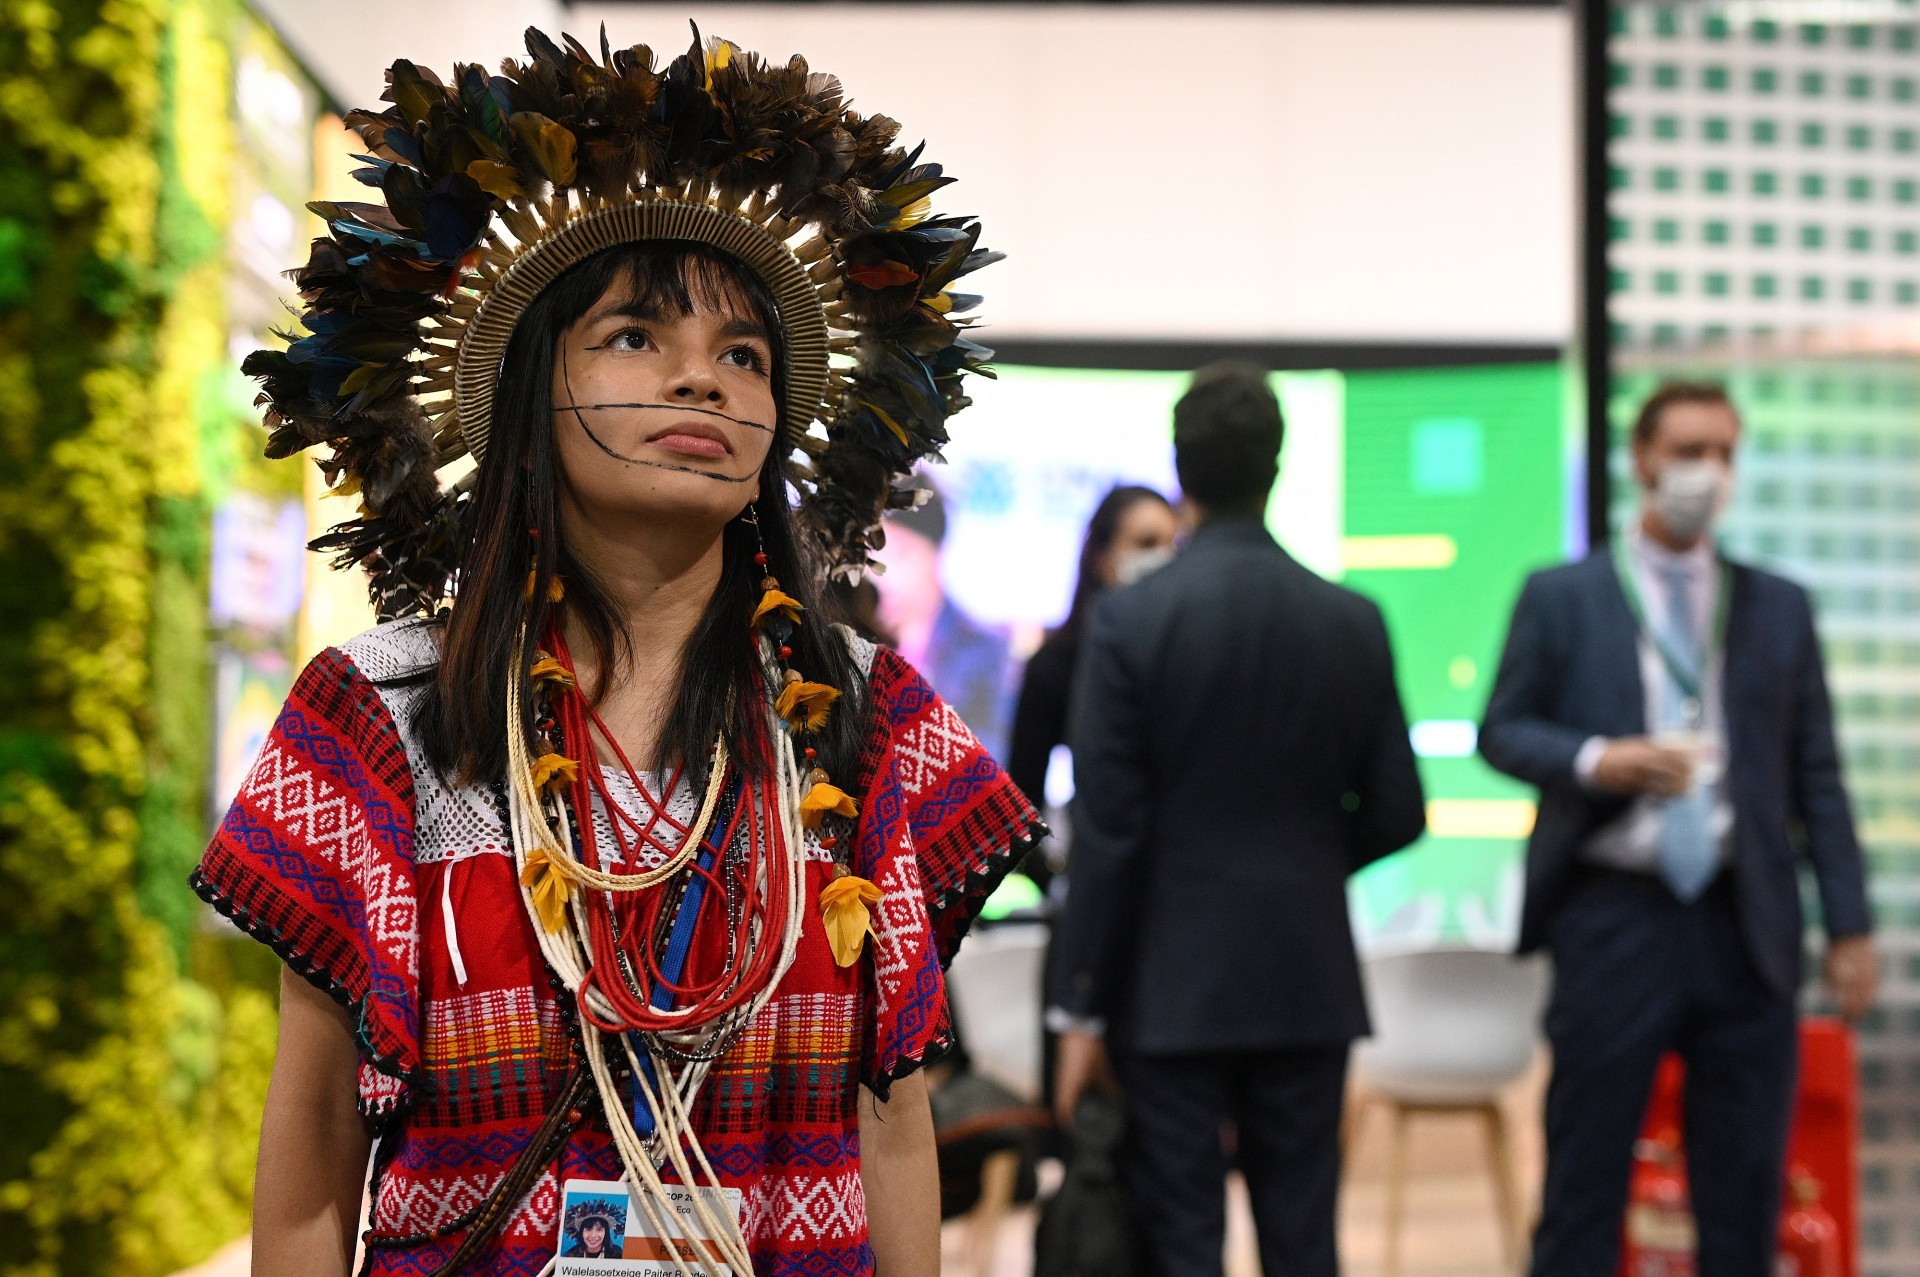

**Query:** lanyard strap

left=1610, top=535, right=1731, bottom=705
left=629, top=773, right=744, bottom=1137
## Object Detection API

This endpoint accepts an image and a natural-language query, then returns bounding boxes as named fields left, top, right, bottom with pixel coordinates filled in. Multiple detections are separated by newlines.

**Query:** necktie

left=1655, top=562, right=1716, bottom=902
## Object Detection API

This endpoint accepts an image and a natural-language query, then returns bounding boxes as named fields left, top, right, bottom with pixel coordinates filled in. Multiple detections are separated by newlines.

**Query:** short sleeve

left=189, top=647, right=420, bottom=1120
left=855, top=649, right=1044, bottom=1097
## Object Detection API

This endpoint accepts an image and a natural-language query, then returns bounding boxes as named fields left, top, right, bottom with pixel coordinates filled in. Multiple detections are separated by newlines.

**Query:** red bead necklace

left=542, top=625, right=795, bottom=1035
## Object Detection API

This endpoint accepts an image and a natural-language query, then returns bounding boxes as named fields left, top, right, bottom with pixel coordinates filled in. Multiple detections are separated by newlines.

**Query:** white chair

left=1349, top=948, right=1550, bottom=1277
left=944, top=921, right=1049, bottom=1103
left=941, top=921, right=1051, bottom=1277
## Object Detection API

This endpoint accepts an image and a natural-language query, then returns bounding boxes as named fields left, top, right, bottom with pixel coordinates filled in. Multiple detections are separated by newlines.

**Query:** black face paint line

left=574, top=418, right=761, bottom=483
left=550, top=400, right=776, bottom=435
left=557, top=350, right=764, bottom=484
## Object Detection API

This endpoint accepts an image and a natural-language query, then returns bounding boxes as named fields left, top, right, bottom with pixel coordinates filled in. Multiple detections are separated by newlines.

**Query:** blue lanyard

left=625, top=773, right=743, bottom=1137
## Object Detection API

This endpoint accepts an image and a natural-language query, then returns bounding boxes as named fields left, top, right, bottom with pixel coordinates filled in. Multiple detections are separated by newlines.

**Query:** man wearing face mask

left=1481, top=382, right=1876, bottom=1277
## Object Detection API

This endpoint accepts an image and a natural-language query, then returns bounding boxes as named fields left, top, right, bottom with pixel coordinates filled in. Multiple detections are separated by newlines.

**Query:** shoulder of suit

left=1317, top=574, right=1388, bottom=622
left=1085, top=549, right=1241, bottom=635
left=1169, top=547, right=1386, bottom=623
left=1086, top=573, right=1169, bottom=639
left=1532, top=553, right=1609, bottom=589
left=1725, top=557, right=1813, bottom=610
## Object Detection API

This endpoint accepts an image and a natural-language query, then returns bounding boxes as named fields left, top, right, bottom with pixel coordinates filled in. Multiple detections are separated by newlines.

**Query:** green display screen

left=935, top=360, right=1580, bottom=949
left=1341, top=362, right=1578, bottom=950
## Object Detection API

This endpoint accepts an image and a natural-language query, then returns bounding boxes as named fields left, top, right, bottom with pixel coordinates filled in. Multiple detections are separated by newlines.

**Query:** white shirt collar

left=1628, top=518, right=1715, bottom=578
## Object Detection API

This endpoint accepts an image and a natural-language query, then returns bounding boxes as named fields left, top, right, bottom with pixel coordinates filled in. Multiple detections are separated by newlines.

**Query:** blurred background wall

left=1, top=3, right=319, bottom=1270
left=261, top=1, right=1577, bottom=345
left=1604, top=9, right=1920, bottom=1269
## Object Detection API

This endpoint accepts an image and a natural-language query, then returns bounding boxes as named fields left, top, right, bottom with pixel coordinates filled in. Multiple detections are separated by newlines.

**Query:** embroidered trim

left=864, top=819, right=1045, bottom=1103
left=929, top=819, right=1049, bottom=971
left=190, top=866, right=418, bottom=1124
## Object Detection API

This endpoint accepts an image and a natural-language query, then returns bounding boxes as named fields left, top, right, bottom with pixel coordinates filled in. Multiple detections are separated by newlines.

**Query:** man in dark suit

left=1481, top=382, right=1877, bottom=1276
left=1050, top=364, right=1426, bottom=1277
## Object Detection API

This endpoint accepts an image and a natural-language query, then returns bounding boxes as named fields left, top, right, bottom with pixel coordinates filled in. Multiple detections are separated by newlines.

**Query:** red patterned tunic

left=192, top=619, right=1037, bottom=1277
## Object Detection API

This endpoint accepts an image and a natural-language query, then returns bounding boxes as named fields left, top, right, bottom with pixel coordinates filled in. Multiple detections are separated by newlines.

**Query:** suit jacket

left=1479, top=550, right=1871, bottom=998
left=1051, top=518, right=1427, bottom=1053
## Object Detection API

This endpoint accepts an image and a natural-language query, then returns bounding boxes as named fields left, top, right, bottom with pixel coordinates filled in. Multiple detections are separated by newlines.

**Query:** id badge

left=557, top=1178, right=744, bottom=1275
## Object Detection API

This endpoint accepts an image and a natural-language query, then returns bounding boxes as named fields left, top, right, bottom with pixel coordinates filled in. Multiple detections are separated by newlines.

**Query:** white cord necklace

left=505, top=635, right=808, bottom=1276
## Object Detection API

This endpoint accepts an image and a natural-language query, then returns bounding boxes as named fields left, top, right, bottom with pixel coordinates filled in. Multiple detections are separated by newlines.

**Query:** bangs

left=614, top=247, right=772, bottom=326
left=505, top=237, right=789, bottom=436
left=547, top=239, right=779, bottom=334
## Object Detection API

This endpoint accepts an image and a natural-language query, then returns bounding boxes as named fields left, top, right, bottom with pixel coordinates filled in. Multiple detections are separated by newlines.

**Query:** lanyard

left=628, top=773, right=744, bottom=1137
left=1610, top=536, right=1731, bottom=715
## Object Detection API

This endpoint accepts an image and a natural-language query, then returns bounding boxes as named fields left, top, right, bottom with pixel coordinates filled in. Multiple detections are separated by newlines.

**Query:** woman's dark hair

left=1172, top=362, right=1284, bottom=516
left=1058, top=484, right=1174, bottom=640
left=415, top=239, right=864, bottom=789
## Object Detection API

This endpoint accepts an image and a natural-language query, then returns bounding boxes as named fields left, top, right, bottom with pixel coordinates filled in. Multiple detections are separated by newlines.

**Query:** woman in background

left=1007, top=485, right=1179, bottom=888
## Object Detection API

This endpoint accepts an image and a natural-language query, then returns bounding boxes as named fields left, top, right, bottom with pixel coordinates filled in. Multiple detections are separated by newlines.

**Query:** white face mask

left=1112, top=545, right=1174, bottom=586
left=1650, top=459, right=1732, bottom=543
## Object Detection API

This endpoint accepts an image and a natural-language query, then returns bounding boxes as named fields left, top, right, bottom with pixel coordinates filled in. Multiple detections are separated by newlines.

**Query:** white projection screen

left=565, top=3, right=1578, bottom=346
left=263, top=1, right=1576, bottom=346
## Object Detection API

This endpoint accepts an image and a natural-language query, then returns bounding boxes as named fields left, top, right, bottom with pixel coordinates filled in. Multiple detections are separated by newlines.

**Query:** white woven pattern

left=337, top=617, right=439, bottom=683
left=892, top=700, right=976, bottom=798
left=340, top=621, right=513, bottom=868
left=869, top=844, right=930, bottom=1016
left=373, top=1170, right=492, bottom=1235
left=762, top=1168, right=866, bottom=1243
left=334, top=619, right=848, bottom=872
left=505, top=1169, right=560, bottom=1240
left=240, top=735, right=418, bottom=967
left=837, top=626, right=877, bottom=678
left=357, top=1062, right=407, bottom=1116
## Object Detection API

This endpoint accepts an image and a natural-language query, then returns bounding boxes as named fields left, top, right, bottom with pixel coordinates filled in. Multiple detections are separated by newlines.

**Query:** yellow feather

left=704, top=40, right=736, bottom=88
left=753, top=588, right=805, bottom=627
left=520, top=845, right=572, bottom=933
left=778, top=682, right=842, bottom=734
left=819, top=874, right=882, bottom=966
left=529, top=751, right=579, bottom=797
left=799, top=780, right=859, bottom=830
left=529, top=653, right=575, bottom=687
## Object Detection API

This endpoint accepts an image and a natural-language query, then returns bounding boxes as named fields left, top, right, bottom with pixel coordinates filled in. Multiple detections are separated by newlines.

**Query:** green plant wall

left=0, top=2, right=277, bottom=1272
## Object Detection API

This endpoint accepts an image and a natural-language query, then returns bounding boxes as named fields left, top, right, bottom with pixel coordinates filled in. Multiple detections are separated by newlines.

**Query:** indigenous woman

left=192, top=30, right=1038, bottom=1277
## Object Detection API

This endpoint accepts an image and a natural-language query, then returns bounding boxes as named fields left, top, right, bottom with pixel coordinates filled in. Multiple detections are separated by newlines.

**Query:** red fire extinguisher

left=1776, top=1168, right=1842, bottom=1277
left=1622, top=1132, right=1696, bottom=1277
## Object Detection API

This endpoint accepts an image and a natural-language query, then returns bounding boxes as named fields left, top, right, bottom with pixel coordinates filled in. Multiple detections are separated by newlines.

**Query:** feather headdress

left=247, top=25, right=998, bottom=616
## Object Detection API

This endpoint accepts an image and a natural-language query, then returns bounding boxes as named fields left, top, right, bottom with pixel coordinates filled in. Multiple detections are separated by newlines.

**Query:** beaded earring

left=524, top=525, right=565, bottom=605
left=525, top=526, right=578, bottom=822
left=744, top=504, right=882, bottom=966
